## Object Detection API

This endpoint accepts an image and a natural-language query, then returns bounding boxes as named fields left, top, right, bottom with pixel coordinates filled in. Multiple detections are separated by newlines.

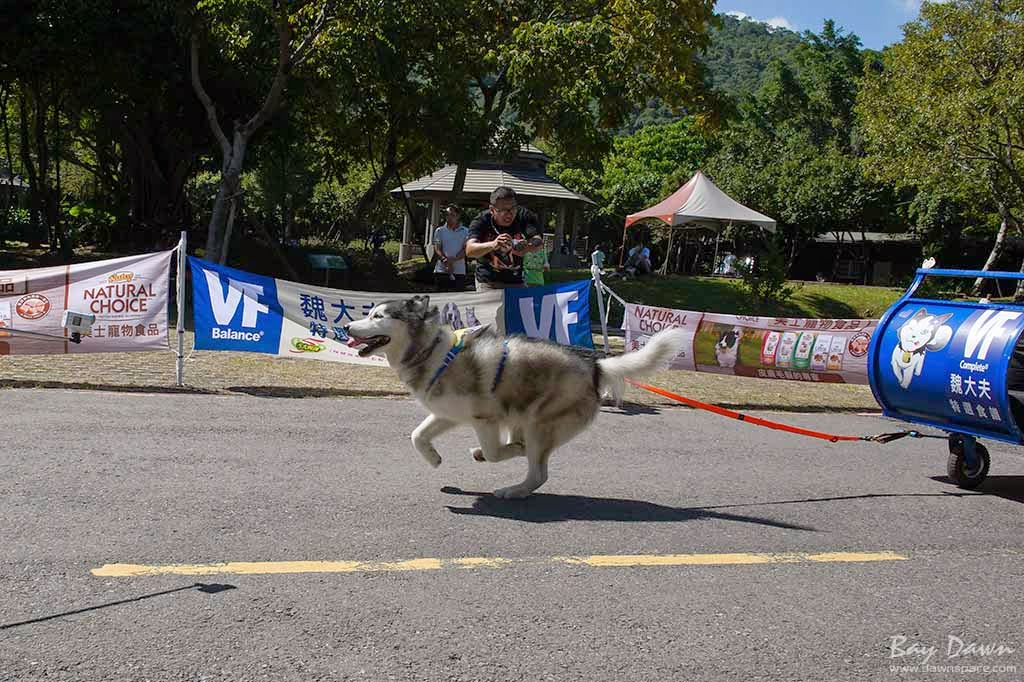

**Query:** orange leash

left=625, top=379, right=925, bottom=444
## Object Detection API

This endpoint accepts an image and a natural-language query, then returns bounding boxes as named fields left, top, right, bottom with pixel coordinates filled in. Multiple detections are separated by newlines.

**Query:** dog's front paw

left=493, top=484, right=532, bottom=499
left=421, top=448, right=442, bottom=468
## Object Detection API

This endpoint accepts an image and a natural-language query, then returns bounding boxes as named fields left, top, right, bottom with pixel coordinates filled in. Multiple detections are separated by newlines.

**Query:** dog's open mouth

left=345, top=335, right=390, bottom=357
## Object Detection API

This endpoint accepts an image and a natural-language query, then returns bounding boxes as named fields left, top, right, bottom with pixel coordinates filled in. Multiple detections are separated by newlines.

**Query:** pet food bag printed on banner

left=0, top=250, right=173, bottom=356
left=189, top=258, right=502, bottom=366
left=622, top=303, right=876, bottom=384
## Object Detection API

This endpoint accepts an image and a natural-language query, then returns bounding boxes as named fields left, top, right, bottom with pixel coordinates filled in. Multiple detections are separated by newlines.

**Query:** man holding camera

left=465, top=186, right=545, bottom=291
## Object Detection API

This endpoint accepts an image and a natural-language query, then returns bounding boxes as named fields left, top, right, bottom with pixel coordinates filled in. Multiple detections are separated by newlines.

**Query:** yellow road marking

left=560, top=551, right=905, bottom=567
left=92, top=551, right=906, bottom=577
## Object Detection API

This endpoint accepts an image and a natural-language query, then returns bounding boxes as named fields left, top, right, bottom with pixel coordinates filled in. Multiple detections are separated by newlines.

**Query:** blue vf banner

left=504, top=279, right=593, bottom=348
left=189, top=258, right=282, bottom=354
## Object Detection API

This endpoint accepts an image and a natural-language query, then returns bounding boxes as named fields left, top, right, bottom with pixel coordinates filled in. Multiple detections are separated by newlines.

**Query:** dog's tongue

left=345, top=337, right=365, bottom=349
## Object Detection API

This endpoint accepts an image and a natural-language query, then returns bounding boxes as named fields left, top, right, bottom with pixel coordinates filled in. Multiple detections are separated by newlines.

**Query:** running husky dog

left=344, top=296, right=686, bottom=498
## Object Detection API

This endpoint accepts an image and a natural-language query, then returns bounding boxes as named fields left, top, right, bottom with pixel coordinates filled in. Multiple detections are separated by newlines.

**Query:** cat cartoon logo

left=891, top=308, right=954, bottom=389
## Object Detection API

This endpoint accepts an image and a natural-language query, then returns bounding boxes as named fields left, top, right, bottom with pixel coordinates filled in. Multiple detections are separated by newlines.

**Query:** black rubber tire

left=946, top=435, right=990, bottom=489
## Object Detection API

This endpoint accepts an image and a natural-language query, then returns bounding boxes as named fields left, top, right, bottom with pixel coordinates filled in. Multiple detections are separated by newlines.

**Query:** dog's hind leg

left=492, top=415, right=593, bottom=499
left=412, top=414, right=456, bottom=468
left=470, top=421, right=524, bottom=463
left=493, top=437, right=552, bottom=499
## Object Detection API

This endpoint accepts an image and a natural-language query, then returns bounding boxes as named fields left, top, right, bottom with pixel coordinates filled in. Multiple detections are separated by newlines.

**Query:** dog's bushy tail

left=596, top=327, right=688, bottom=404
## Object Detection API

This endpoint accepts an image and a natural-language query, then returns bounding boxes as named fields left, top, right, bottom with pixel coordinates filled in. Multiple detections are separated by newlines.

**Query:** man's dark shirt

left=467, top=207, right=541, bottom=285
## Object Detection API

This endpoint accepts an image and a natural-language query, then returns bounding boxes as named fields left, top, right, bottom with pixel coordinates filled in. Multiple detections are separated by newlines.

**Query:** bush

left=736, top=237, right=799, bottom=313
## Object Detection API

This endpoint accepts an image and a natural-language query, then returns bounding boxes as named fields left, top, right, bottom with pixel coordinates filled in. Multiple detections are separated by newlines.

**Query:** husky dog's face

left=898, top=309, right=953, bottom=352
left=345, top=296, right=438, bottom=357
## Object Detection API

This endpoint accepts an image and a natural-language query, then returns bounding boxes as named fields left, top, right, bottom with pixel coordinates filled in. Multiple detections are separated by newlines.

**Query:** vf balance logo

left=504, top=280, right=593, bottom=348
left=189, top=258, right=281, bottom=353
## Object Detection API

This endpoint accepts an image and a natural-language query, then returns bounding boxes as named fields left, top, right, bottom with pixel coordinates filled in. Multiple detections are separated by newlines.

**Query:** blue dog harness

left=491, top=340, right=510, bottom=392
left=425, top=329, right=510, bottom=394
left=425, top=333, right=466, bottom=393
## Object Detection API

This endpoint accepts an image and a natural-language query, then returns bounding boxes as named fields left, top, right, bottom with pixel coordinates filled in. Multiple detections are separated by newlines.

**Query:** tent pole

left=659, top=229, right=675, bottom=275
left=713, top=231, right=720, bottom=275
left=619, top=220, right=631, bottom=267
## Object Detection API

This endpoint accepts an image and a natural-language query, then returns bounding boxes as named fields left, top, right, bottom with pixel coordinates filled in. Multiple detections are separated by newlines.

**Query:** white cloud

left=899, top=0, right=950, bottom=13
left=765, top=16, right=796, bottom=31
left=724, top=10, right=797, bottom=32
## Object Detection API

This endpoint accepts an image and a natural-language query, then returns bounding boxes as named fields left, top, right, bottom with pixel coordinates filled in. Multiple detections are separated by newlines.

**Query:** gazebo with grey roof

left=389, top=145, right=595, bottom=265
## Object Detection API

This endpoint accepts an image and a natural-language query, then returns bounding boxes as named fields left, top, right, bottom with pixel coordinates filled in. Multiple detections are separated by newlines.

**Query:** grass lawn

left=547, top=269, right=905, bottom=325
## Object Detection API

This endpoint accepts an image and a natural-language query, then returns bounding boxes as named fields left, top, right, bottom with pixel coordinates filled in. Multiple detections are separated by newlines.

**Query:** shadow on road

left=930, top=475, right=1024, bottom=504
left=441, top=486, right=817, bottom=529
left=226, top=386, right=408, bottom=399
left=602, top=402, right=662, bottom=415
left=0, top=380, right=216, bottom=394
left=0, top=583, right=236, bottom=631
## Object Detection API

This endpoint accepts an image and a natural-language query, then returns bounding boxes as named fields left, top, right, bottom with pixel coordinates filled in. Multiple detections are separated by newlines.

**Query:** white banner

left=189, top=258, right=502, bottom=366
left=0, top=250, right=173, bottom=356
left=275, top=280, right=502, bottom=365
left=622, top=302, right=876, bottom=385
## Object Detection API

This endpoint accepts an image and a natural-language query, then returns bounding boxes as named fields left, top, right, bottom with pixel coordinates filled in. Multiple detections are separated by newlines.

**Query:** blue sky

left=717, top=0, right=929, bottom=50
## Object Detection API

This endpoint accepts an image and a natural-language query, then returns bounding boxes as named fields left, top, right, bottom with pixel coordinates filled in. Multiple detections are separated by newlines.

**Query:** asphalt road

left=1, top=389, right=1022, bottom=681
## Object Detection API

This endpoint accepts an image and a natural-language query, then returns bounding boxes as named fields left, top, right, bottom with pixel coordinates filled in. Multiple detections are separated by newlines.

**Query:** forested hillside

left=625, top=14, right=804, bottom=131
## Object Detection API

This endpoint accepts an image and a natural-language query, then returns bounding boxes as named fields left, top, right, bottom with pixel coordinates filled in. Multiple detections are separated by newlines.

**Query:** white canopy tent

left=621, top=170, right=776, bottom=272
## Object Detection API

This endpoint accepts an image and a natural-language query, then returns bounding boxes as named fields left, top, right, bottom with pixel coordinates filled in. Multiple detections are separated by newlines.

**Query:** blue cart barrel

left=869, top=268, right=1024, bottom=445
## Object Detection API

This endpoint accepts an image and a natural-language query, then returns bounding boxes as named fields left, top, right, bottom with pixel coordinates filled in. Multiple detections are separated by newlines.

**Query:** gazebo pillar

left=568, top=206, right=578, bottom=260
left=551, top=203, right=571, bottom=267
left=399, top=210, right=415, bottom=261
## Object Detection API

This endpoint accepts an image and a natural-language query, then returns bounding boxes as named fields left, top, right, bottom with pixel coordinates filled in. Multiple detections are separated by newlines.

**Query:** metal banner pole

left=176, top=231, right=187, bottom=387
left=591, top=265, right=610, bottom=354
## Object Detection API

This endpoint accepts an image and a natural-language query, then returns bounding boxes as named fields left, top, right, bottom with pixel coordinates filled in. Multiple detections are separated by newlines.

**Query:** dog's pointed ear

left=405, top=295, right=436, bottom=320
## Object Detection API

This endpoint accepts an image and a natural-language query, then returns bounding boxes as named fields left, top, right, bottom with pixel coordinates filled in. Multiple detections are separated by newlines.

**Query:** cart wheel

left=946, top=435, right=990, bottom=489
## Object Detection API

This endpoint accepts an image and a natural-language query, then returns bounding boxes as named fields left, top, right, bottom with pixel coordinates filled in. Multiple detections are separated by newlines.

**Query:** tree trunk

left=0, top=84, right=13, bottom=249
left=205, top=165, right=243, bottom=264
left=394, top=166, right=430, bottom=265
left=191, top=5, right=318, bottom=264
left=829, top=231, right=844, bottom=282
left=973, top=202, right=1011, bottom=295
left=450, top=162, right=469, bottom=205
left=17, top=92, right=42, bottom=248
left=246, top=202, right=300, bottom=280
left=219, top=195, right=238, bottom=265
left=119, top=114, right=195, bottom=247
left=1015, top=255, right=1024, bottom=302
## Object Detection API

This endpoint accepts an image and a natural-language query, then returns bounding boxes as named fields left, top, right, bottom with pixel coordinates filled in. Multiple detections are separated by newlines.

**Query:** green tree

left=1, top=1, right=213, bottom=252
left=600, top=117, right=714, bottom=219
left=707, top=21, right=897, bottom=276
left=857, top=0, right=1024, bottom=293
left=190, top=0, right=337, bottom=264
left=438, top=0, right=718, bottom=200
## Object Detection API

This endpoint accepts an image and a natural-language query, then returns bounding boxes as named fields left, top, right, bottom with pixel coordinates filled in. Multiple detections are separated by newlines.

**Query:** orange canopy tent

left=620, top=171, right=776, bottom=269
